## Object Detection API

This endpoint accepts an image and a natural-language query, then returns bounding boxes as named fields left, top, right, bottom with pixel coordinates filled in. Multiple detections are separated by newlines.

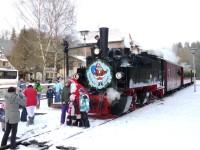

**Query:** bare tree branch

left=15, top=0, right=76, bottom=81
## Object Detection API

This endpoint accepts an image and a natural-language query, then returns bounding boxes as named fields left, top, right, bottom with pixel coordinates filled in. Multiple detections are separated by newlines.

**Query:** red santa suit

left=69, top=78, right=84, bottom=120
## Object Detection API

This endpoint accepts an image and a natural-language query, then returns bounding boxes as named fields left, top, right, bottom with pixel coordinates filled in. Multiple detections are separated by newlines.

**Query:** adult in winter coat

left=54, top=80, right=63, bottom=103
left=24, top=85, right=37, bottom=125
left=17, top=78, right=26, bottom=91
left=34, top=80, right=43, bottom=108
left=1, top=87, right=25, bottom=149
left=60, top=80, right=71, bottom=124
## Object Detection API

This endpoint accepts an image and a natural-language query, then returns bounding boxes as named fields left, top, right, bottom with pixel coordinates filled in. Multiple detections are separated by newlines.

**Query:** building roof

left=70, top=55, right=86, bottom=62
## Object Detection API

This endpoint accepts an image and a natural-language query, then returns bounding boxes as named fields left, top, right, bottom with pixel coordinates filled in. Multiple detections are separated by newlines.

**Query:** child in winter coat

left=79, top=88, right=90, bottom=128
left=66, top=94, right=78, bottom=126
left=0, top=103, right=5, bottom=131
left=46, top=86, right=55, bottom=107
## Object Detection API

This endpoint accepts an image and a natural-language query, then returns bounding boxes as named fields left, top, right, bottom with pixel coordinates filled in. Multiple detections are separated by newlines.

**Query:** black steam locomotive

left=76, top=27, right=193, bottom=117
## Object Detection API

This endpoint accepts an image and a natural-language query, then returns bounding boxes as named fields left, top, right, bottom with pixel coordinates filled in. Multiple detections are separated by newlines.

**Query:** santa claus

left=68, top=73, right=87, bottom=126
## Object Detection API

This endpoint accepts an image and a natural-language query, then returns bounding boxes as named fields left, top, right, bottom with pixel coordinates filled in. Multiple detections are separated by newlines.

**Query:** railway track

left=0, top=116, right=118, bottom=150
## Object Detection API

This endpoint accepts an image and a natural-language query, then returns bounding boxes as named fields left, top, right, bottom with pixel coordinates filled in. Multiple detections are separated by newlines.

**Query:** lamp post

left=63, top=39, right=69, bottom=82
left=191, top=48, right=197, bottom=92
left=80, top=30, right=89, bottom=58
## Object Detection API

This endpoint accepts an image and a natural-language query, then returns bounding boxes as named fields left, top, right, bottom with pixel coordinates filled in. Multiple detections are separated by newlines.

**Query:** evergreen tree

left=173, top=41, right=200, bottom=77
left=9, top=28, right=42, bottom=77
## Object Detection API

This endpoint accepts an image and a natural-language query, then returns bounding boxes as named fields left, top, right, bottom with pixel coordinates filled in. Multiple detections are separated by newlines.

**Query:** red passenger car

left=163, top=60, right=182, bottom=93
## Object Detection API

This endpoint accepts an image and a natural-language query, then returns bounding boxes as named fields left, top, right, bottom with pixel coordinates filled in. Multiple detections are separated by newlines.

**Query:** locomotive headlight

left=94, top=48, right=100, bottom=55
left=115, top=72, right=124, bottom=79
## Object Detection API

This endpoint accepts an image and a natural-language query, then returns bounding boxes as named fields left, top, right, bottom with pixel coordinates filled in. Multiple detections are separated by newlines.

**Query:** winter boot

left=79, top=119, right=84, bottom=127
left=71, top=116, right=77, bottom=126
left=76, top=119, right=82, bottom=127
left=85, top=119, right=90, bottom=128
left=33, top=116, right=35, bottom=124
left=30, top=117, right=33, bottom=125
left=66, top=116, right=72, bottom=126
left=28, top=117, right=33, bottom=125
left=27, top=117, right=30, bottom=126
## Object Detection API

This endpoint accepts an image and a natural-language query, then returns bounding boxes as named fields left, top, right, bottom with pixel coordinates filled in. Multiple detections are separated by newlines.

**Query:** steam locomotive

left=76, top=27, right=193, bottom=117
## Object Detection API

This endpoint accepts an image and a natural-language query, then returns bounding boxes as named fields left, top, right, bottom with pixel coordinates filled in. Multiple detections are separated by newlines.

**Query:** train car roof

left=140, top=51, right=182, bottom=68
left=160, top=57, right=182, bottom=68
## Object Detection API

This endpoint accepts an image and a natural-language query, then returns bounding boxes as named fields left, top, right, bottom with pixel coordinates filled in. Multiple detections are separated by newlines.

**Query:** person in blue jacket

left=79, top=88, right=90, bottom=128
left=53, top=80, right=63, bottom=103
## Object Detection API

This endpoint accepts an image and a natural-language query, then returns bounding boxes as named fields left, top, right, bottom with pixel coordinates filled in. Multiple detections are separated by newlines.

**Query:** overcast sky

left=0, top=0, right=200, bottom=49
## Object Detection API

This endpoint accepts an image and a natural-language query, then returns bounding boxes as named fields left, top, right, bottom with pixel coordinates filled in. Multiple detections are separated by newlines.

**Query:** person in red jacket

left=24, top=85, right=37, bottom=125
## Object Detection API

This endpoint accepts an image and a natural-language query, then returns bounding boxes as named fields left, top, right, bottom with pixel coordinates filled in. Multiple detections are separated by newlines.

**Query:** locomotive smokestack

left=99, top=27, right=109, bottom=57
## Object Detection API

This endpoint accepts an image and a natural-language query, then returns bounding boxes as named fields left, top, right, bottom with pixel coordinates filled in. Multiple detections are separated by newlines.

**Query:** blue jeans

left=60, top=104, right=68, bottom=124
left=55, top=92, right=61, bottom=103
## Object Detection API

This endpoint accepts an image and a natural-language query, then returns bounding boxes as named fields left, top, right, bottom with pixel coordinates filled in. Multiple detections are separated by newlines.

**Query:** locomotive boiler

left=76, top=27, right=193, bottom=117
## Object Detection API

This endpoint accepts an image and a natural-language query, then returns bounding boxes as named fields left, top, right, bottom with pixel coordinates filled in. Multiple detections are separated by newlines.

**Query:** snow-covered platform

left=0, top=81, right=200, bottom=150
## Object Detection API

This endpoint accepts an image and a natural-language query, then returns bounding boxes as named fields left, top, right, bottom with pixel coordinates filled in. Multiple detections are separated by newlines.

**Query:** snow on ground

left=0, top=81, right=200, bottom=150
